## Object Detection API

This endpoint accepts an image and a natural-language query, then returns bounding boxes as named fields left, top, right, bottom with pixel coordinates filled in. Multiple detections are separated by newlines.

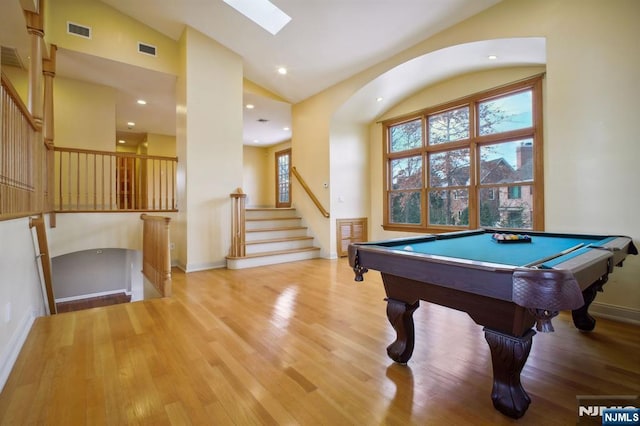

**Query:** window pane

left=390, top=191, right=421, bottom=224
left=478, top=186, right=533, bottom=229
left=390, top=119, right=422, bottom=152
left=428, top=106, right=469, bottom=145
left=479, top=90, right=532, bottom=135
left=479, top=140, right=533, bottom=184
left=428, top=189, right=469, bottom=226
left=428, top=149, right=470, bottom=187
left=391, top=156, right=422, bottom=190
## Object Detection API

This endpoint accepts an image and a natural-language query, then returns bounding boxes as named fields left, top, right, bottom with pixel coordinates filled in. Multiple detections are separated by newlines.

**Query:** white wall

left=52, top=248, right=133, bottom=299
left=0, top=217, right=47, bottom=391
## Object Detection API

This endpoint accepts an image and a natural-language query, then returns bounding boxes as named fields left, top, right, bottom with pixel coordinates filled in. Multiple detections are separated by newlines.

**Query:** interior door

left=275, top=149, right=291, bottom=208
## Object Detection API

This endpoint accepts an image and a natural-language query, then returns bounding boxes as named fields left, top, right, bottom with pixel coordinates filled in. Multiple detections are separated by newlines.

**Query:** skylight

left=223, top=0, right=291, bottom=35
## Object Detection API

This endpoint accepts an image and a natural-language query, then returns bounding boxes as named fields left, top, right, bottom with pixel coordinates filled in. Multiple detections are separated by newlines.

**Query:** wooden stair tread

left=245, top=236, right=313, bottom=245
left=227, top=246, right=320, bottom=259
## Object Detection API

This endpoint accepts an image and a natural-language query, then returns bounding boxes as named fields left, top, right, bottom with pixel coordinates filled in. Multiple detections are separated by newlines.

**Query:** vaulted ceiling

left=1, top=1, right=547, bottom=147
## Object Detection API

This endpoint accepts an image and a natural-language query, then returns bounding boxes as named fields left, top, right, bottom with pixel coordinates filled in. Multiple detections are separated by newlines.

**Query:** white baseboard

left=591, top=301, right=640, bottom=326
left=0, top=310, right=36, bottom=393
left=55, top=288, right=129, bottom=303
left=184, top=261, right=226, bottom=272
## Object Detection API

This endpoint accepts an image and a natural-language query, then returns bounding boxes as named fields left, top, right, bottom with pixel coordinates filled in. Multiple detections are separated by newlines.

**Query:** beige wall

left=292, top=0, right=640, bottom=315
left=242, top=145, right=270, bottom=207
left=146, top=133, right=176, bottom=157
left=46, top=0, right=178, bottom=75
left=176, top=27, right=243, bottom=271
left=1, top=66, right=28, bottom=103
left=55, top=77, right=116, bottom=150
left=328, top=120, right=370, bottom=258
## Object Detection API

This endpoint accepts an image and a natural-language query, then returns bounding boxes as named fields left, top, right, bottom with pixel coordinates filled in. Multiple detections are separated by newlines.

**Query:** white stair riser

left=246, top=239, right=313, bottom=254
left=246, top=219, right=301, bottom=230
left=246, top=209, right=297, bottom=219
left=227, top=250, right=320, bottom=269
left=245, top=228, right=308, bottom=241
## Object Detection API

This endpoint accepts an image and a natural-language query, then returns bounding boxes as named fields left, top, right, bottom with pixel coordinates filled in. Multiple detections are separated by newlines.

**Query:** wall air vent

left=67, top=22, right=92, bottom=39
left=138, top=42, right=157, bottom=57
left=1, top=46, right=25, bottom=69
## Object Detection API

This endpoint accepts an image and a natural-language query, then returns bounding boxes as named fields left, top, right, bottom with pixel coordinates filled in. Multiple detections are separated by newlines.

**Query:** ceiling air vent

left=67, top=21, right=91, bottom=39
left=138, top=42, right=157, bottom=57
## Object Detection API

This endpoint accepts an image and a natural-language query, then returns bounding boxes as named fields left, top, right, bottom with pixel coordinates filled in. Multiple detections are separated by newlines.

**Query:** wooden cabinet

left=336, top=218, right=367, bottom=257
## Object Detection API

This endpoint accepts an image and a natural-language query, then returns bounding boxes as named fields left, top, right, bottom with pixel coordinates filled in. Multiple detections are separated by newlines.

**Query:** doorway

left=275, top=149, right=291, bottom=208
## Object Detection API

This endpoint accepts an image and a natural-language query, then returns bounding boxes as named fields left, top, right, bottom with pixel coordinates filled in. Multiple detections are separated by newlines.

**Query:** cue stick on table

left=523, top=243, right=585, bottom=268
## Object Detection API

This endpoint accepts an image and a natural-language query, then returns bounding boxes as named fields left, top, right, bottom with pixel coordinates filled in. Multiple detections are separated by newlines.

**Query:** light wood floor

left=1, top=258, right=638, bottom=425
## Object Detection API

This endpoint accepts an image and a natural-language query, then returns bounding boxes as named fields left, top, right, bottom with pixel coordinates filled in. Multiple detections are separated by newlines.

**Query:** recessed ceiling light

left=277, top=67, right=287, bottom=75
left=253, top=139, right=260, bottom=143
left=118, top=140, right=126, bottom=144
left=488, top=55, right=498, bottom=60
left=283, top=127, right=290, bottom=131
left=223, top=0, right=291, bottom=35
left=376, top=97, right=383, bottom=102
left=127, top=122, right=135, bottom=127
left=246, top=104, right=255, bottom=109
left=137, top=99, right=147, bottom=105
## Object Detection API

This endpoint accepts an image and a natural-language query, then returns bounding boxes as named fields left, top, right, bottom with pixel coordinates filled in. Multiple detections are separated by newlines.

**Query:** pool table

left=348, top=228, right=637, bottom=419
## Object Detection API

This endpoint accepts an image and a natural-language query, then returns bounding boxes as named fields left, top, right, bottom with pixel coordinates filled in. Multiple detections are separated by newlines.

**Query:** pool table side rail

left=349, top=233, right=637, bottom=311
left=349, top=244, right=519, bottom=302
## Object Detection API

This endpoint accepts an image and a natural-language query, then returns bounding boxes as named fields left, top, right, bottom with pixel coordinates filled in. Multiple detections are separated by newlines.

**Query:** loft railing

left=291, top=166, right=330, bottom=218
left=140, top=214, right=172, bottom=297
left=0, top=71, right=47, bottom=221
left=53, top=147, right=178, bottom=212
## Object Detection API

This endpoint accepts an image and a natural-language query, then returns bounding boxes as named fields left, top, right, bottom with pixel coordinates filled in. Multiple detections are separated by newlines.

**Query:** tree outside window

left=383, top=75, right=544, bottom=232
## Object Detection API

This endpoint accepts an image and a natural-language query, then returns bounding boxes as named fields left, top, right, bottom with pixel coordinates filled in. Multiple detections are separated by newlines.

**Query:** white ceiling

left=0, top=0, right=548, bottom=148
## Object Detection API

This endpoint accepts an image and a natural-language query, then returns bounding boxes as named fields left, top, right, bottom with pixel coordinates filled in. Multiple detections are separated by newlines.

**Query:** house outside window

left=382, top=75, right=544, bottom=232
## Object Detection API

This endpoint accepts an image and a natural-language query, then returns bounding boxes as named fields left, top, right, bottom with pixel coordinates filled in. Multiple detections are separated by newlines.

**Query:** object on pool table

left=492, top=232, right=532, bottom=243
left=403, top=245, right=413, bottom=251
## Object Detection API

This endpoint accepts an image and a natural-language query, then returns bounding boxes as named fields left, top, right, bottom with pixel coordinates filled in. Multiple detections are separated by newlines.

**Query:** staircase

left=226, top=207, right=321, bottom=269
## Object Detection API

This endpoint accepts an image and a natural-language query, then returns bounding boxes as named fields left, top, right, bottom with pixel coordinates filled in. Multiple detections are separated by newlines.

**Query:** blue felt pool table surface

left=385, top=232, right=615, bottom=267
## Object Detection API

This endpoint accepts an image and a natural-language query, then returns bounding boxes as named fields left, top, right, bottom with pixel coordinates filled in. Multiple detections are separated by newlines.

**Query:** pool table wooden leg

left=571, top=278, right=607, bottom=331
left=385, top=298, right=419, bottom=364
left=484, top=328, right=536, bottom=419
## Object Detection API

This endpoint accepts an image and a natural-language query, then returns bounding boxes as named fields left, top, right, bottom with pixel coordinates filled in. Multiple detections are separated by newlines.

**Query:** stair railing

left=291, top=166, right=329, bottom=218
left=1, top=72, right=46, bottom=221
left=29, top=214, right=56, bottom=314
left=140, top=214, right=172, bottom=297
left=229, top=188, right=247, bottom=258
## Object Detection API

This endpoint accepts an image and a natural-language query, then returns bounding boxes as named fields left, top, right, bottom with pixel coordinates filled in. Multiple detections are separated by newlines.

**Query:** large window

left=383, top=75, right=544, bottom=232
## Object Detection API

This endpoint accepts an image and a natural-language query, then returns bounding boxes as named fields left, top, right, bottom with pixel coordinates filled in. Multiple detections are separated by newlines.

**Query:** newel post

left=229, top=188, right=247, bottom=258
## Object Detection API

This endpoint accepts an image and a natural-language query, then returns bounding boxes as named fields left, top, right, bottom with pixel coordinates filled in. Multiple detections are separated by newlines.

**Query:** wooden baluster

left=229, top=189, right=247, bottom=258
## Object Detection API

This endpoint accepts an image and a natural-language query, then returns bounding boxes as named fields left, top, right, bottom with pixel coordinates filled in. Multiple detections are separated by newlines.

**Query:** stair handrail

left=291, top=167, right=330, bottom=218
